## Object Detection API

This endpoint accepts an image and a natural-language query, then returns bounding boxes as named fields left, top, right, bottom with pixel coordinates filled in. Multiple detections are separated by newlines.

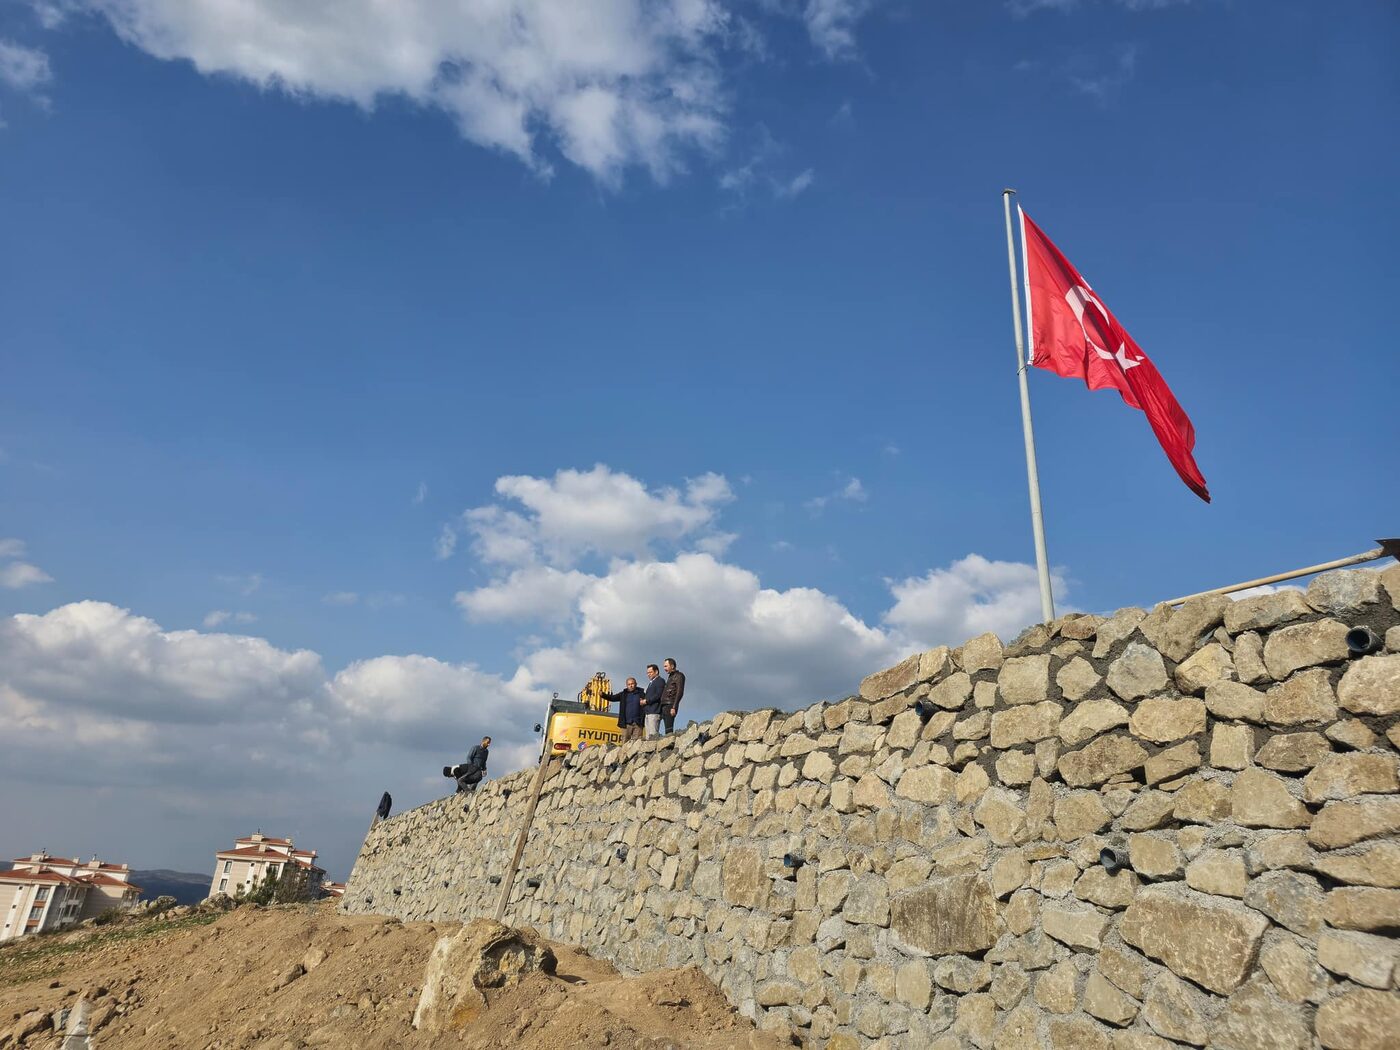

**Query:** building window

left=29, top=906, right=43, bottom=921
left=269, top=866, right=280, bottom=879
left=35, top=888, right=49, bottom=902
left=223, top=860, right=231, bottom=873
left=218, top=879, right=228, bottom=892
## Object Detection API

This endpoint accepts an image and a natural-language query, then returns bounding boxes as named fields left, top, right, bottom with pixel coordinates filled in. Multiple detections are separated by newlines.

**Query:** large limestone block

left=919, top=644, right=955, bottom=682
left=738, top=709, right=776, bottom=742
left=1305, top=568, right=1386, bottom=615
left=896, top=765, right=955, bottom=804
left=1337, top=654, right=1400, bottom=716
left=1185, top=848, right=1247, bottom=897
left=1058, top=733, right=1148, bottom=787
left=1325, top=887, right=1400, bottom=931
left=890, top=874, right=998, bottom=956
left=413, top=919, right=557, bottom=1031
left=801, top=750, right=836, bottom=784
left=1315, top=989, right=1400, bottom=1050
left=842, top=875, right=890, bottom=926
left=1106, top=642, right=1170, bottom=701
left=1142, top=971, right=1212, bottom=1046
left=1231, top=767, right=1311, bottom=828
left=1129, top=697, right=1207, bottom=744
left=960, top=632, right=1005, bottom=674
left=1042, top=902, right=1109, bottom=950
left=1312, top=841, right=1400, bottom=888
left=1233, top=631, right=1269, bottom=684
left=1262, top=669, right=1338, bottom=726
left=1140, top=594, right=1230, bottom=662
left=1120, top=883, right=1269, bottom=995
left=1212, top=977, right=1311, bottom=1050
left=1174, top=643, right=1235, bottom=694
left=990, top=701, right=1063, bottom=749
left=928, top=671, right=973, bottom=710
left=1309, top=797, right=1400, bottom=849
left=1053, top=790, right=1111, bottom=839
left=974, top=787, right=1029, bottom=846
left=1056, top=656, right=1102, bottom=702
left=1243, top=870, right=1324, bottom=938
left=1147, top=736, right=1205, bottom=789
left=1254, top=731, right=1330, bottom=772
left=860, top=652, right=921, bottom=701
left=1317, top=929, right=1399, bottom=989
left=1302, top=752, right=1400, bottom=802
left=1059, top=698, right=1129, bottom=747
left=998, top=654, right=1053, bottom=705
left=1223, top=590, right=1311, bottom=634
left=723, top=845, right=769, bottom=909
left=1262, top=619, right=1350, bottom=679
left=1092, top=606, right=1147, bottom=660
left=1205, top=681, right=1266, bottom=722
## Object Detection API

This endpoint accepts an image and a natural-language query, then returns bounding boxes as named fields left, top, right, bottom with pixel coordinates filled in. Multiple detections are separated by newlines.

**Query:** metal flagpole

left=1002, top=189, right=1055, bottom=623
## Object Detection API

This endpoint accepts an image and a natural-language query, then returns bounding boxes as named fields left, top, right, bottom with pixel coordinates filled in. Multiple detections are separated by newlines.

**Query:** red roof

left=0, top=869, right=86, bottom=886
left=77, top=873, right=142, bottom=891
left=236, top=836, right=292, bottom=846
left=11, top=856, right=79, bottom=866
left=216, top=846, right=293, bottom=860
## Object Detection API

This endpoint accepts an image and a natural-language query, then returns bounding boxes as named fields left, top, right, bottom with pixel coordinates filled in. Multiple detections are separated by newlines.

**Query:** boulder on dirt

left=199, top=893, right=236, bottom=911
left=141, top=895, right=179, bottom=915
left=412, top=918, right=557, bottom=1032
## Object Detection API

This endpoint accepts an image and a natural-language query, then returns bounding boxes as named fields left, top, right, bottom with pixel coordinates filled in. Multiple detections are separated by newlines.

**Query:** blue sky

left=1, top=0, right=1397, bottom=877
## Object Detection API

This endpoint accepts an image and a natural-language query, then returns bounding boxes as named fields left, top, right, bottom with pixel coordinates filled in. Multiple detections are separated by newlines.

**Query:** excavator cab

left=533, top=672, right=624, bottom=759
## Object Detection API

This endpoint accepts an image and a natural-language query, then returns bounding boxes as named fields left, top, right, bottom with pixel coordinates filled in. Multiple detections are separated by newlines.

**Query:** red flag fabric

left=1020, top=207, right=1210, bottom=503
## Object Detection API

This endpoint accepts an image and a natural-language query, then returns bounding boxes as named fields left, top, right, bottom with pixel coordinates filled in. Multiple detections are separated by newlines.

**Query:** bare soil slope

left=0, top=904, right=788, bottom=1050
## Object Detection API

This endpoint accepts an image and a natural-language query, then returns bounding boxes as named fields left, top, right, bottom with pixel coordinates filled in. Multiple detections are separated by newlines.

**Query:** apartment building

left=1, top=853, right=142, bottom=941
left=209, top=833, right=326, bottom=899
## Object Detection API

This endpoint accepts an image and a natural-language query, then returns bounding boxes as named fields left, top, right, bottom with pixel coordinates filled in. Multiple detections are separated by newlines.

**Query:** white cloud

left=322, top=591, right=360, bottom=606
left=202, top=609, right=257, bottom=627
left=805, top=475, right=867, bottom=512
left=2, top=601, right=324, bottom=726
left=720, top=124, right=815, bottom=203
left=0, top=37, right=51, bottom=93
left=217, top=571, right=263, bottom=596
left=0, top=538, right=29, bottom=558
left=516, top=552, right=899, bottom=713
left=412, top=481, right=428, bottom=506
left=329, top=653, right=541, bottom=749
left=802, top=0, right=879, bottom=60
left=455, top=565, right=595, bottom=623
left=456, top=464, right=734, bottom=567
left=434, top=523, right=459, bottom=561
left=884, top=553, right=1072, bottom=647
left=51, top=0, right=734, bottom=183
left=0, top=561, right=53, bottom=588
left=1070, top=44, right=1137, bottom=105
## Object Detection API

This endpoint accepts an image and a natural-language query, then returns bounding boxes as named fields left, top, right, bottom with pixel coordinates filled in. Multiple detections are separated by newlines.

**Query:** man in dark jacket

left=642, top=663, right=665, bottom=739
left=661, top=658, right=685, bottom=735
left=606, top=676, right=646, bottom=743
left=443, top=736, right=491, bottom=793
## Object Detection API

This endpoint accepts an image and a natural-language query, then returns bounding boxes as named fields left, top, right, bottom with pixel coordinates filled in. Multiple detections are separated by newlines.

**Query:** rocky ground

left=0, top=902, right=790, bottom=1049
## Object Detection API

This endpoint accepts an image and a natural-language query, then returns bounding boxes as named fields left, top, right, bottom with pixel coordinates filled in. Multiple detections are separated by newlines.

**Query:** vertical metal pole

left=1002, top=189, right=1055, bottom=623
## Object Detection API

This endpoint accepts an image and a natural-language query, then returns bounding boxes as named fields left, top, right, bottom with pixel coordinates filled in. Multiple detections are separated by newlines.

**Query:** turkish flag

left=1021, top=207, right=1210, bottom=503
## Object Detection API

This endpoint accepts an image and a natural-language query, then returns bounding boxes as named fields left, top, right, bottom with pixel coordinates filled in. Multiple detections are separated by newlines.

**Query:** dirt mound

left=0, top=903, right=791, bottom=1049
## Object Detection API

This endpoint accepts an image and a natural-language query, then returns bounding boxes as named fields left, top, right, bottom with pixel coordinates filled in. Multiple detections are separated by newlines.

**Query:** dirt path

left=0, top=904, right=789, bottom=1049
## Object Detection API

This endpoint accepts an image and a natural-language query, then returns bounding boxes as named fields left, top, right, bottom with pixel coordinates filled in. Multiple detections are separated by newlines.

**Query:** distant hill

left=131, top=869, right=210, bottom=905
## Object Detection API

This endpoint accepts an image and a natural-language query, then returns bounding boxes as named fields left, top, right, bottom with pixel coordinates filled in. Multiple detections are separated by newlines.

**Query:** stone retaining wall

left=342, top=566, right=1400, bottom=1049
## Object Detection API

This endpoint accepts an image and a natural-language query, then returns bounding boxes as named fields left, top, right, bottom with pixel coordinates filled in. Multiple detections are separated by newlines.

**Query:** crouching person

left=443, top=736, right=491, bottom=793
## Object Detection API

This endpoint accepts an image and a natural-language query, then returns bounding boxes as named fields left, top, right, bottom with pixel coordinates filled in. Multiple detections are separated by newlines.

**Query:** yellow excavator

left=533, top=672, right=624, bottom=759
